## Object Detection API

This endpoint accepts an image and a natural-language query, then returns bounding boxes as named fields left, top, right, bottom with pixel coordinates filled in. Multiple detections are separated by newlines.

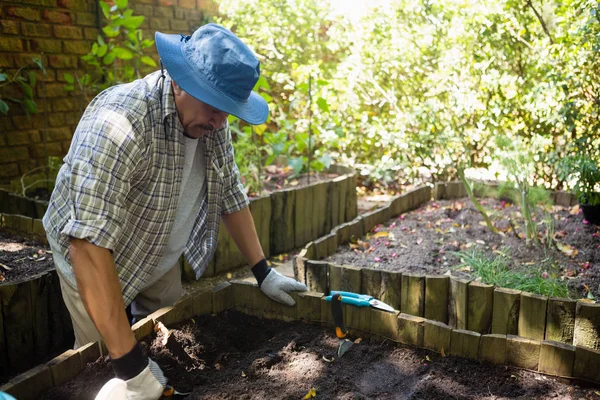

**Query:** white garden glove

left=110, top=343, right=167, bottom=400
left=125, top=359, right=166, bottom=400
left=252, top=259, right=307, bottom=306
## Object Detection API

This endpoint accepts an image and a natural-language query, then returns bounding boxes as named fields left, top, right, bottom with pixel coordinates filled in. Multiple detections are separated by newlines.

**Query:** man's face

left=172, top=81, right=229, bottom=139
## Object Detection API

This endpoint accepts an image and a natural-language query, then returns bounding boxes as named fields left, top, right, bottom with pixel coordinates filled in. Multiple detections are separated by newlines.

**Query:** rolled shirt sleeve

left=60, top=108, right=144, bottom=251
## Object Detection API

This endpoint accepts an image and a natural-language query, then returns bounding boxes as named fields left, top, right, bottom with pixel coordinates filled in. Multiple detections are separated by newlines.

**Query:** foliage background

left=215, top=0, right=600, bottom=194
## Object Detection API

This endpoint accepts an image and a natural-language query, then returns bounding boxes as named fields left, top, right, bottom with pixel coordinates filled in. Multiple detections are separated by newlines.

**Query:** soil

left=248, top=168, right=339, bottom=197
left=0, top=229, right=54, bottom=283
left=327, top=197, right=600, bottom=300
left=42, top=311, right=600, bottom=400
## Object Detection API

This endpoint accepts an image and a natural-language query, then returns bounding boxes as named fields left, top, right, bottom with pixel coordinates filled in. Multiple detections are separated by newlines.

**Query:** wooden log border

left=6, top=278, right=597, bottom=400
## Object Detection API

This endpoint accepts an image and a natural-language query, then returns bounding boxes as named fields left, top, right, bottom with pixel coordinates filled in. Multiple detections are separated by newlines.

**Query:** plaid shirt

left=43, top=71, right=249, bottom=305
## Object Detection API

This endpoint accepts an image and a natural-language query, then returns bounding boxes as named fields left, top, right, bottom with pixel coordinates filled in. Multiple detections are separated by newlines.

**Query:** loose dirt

left=327, top=198, right=600, bottom=299
left=0, top=230, right=53, bottom=283
left=42, top=311, right=599, bottom=399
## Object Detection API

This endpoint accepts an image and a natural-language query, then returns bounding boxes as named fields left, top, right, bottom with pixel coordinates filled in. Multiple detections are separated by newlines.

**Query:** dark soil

left=42, top=311, right=599, bottom=399
left=327, top=198, right=600, bottom=300
left=0, top=229, right=54, bottom=283
left=249, top=169, right=338, bottom=197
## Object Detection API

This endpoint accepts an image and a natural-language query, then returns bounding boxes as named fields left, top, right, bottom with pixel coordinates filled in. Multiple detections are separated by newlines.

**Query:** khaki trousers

left=57, top=264, right=182, bottom=349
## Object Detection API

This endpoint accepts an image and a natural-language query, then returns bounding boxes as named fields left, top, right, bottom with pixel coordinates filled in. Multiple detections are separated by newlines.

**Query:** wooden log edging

left=0, top=213, right=48, bottom=245
left=3, top=280, right=599, bottom=399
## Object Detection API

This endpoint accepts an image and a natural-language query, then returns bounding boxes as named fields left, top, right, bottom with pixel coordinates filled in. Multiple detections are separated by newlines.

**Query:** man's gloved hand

left=110, top=343, right=166, bottom=400
left=252, top=258, right=307, bottom=306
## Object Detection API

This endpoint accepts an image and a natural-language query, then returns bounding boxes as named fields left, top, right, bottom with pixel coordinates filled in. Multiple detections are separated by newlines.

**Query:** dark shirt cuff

left=251, top=258, right=271, bottom=287
left=110, top=342, right=148, bottom=381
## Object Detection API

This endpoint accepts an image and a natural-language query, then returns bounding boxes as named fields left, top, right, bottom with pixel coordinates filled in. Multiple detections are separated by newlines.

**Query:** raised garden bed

left=3, top=281, right=598, bottom=400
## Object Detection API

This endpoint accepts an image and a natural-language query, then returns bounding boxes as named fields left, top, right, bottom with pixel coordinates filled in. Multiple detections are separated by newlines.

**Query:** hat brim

left=155, top=32, right=269, bottom=125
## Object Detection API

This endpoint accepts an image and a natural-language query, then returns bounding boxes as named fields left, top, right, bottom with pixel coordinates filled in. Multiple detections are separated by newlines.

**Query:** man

left=43, top=23, right=307, bottom=399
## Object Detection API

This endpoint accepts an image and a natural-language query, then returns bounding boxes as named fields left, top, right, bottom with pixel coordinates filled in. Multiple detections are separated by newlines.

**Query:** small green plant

left=0, top=57, right=44, bottom=116
left=452, top=248, right=570, bottom=298
left=65, top=0, right=156, bottom=100
left=560, top=153, right=600, bottom=206
left=457, top=168, right=499, bottom=234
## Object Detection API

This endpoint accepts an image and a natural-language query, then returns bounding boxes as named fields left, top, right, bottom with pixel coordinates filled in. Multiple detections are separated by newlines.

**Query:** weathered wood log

left=211, top=282, right=233, bottom=313
left=327, top=178, right=341, bottom=234
left=398, top=313, right=425, bottom=346
left=518, top=292, right=548, bottom=341
left=370, top=309, right=400, bottom=341
left=380, top=271, right=402, bottom=311
left=433, top=182, right=445, bottom=200
left=48, top=272, right=73, bottom=352
left=450, top=329, right=480, bottom=360
left=480, top=334, right=507, bottom=365
left=215, top=220, right=245, bottom=275
left=192, top=289, right=212, bottom=317
left=0, top=279, right=35, bottom=373
left=296, top=291, right=322, bottom=323
left=329, top=263, right=361, bottom=293
left=573, top=345, right=600, bottom=383
left=545, top=297, right=576, bottom=344
left=491, top=288, right=520, bottom=335
left=573, top=301, right=600, bottom=350
left=401, top=273, right=425, bottom=317
left=293, top=256, right=308, bottom=285
left=0, top=364, right=53, bottom=400
left=361, top=267, right=382, bottom=300
left=538, top=340, right=575, bottom=377
left=47, top=348, right=82, bottom=386
left=507, top=335, right=541, bottom=370
left=448, top=276, right=470, bottom=329
left=312, top=182, right=329, bottom=238
left=305, top=260, right=328, bottom=293
left=424, top=275, right=448, bottom=323
left=334, top=175, right=347, bottom=227
left=345, top=174, right=358, bottom=221
left=270, top=188, right=296, bottom=254
left=249, top=195, right=271, bottom=258
left=294, top=185, right=313, bottom=248
left=344, top=303, right=371, bottom=338
left=467, top=281, right=494, bottom=334
left=423, top=320, right=451, bottom=354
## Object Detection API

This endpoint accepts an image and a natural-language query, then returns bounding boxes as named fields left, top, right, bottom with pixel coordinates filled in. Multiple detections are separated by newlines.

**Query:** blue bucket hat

left=155, top=23, right=269, bottom=125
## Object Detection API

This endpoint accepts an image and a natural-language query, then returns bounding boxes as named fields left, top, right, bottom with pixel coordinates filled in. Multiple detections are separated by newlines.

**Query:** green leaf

left=100, top=1, right=111, bottom=19
left=64, top=84, right=75, bottom=92
left=97, top=44, right=108, bottom=58
left=316, top=97, right=329, bottom=112
left=117, top=0, right=130, bottom=11
left=102, top=26, right=120, bottom=38
left=122, top=15, right=144, bottom=30
left=140, top=56, right=157, bottom=67
left=97, top=35, right=105, bottom=46
left=23, top=99, right=38, bottom=114
left=0, top=100, right=8, bottom=115
left=289, top=157, right=304, bottom=174
left=20, top=82, right=33, bottom=98
left=318, top=154, right=332, bottom=169
left=103, top=52, right=116, bottom=65
left=260, top=92, right=273, bottom=102
left=32, top=57, right=45, bottom=74
left=112, top=47, right=133, bottom=60
left=141, top=39, right=154, bottom=48
left=28, top=71, right=37, bottom=88
left=0, top=73, right=7, bottom=82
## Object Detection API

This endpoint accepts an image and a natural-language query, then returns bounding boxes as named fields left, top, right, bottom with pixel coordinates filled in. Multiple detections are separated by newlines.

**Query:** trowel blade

left=337, top=339, right=353, bottom=358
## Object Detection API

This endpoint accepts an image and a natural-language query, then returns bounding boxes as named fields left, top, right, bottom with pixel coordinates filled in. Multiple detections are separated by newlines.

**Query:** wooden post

left=214, top=221, right=245, bottom=275
left=270, top=188, right=296, bottom=254
left=480, top=334, right=507, bottom=365
left=539, top=340, right=575, bottom=377
left=293, top=256, right=308, bottom=285
left=450, top=329, right=480, bottom=360
left=518, top=292, right=548, bottom=341
left=0, top=280, right=35, bottom=373
left=329, top=264, right=361, bottom=293
left=361, top=267, right=383, bottom=300
left=192, top=290, right=212, bottom=317
left=334, top=175, right=347, bottom=227
left=296, top=291, right=322, bottom=323
left=398, top=313, right=425, bottom=346
left=573, top=346, right=600, bottom=383
left=448, top=276, right=469, bottom=329
left=545, top=297, right=576, bottom=344
left=507, top=335, right=541, bottom=370
left=294, top=186, right=313, bottom=248
left=424, top=276, right=448, bottom=323
left=132, top=317, right=154, bottom=342
left=401, top=273, right=424, bottom=317
left=573, top=301, right=600, bottom=350
left=423, top=320, right=451, bottom=354
left=77, top=341, right=102, bottom=368
left=491, top=288, right=520, bottom=335
left=344, top=303, right=371, bottom=338
left=328, top=178, right=341, bottom=233
left=334, top=222, right=352, bottom=245
left=305, top=260, right=328, bottom=293
left=47, top=349, right=82, bottom=386
left=467, top=281, right=494, bottom=334
left=249, top=195, right=271, bottom=258
left=348, top=216, right=365, bottom=242
left=370, top=309, right=400, bottom=341
left=380, top=271, right=402, bottom=311
left=211, top=282, right=233, bottom=314
left=0, top=364, right=53, bottom=400
left=361, top=209, right=380, bottom=234
left=312, top=182, right=329, bottom=238
left=345, top=174, right=358, bottom=221
left=433, top=182, right=445, bottom=200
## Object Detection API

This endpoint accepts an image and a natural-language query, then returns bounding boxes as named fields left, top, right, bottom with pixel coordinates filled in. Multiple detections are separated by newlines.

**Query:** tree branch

left=526, top=0, right=554, bottom=44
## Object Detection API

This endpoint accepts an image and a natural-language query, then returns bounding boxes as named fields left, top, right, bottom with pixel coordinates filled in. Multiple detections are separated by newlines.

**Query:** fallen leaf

left=372, top=231, right=389, bottom=238
left=354, top=338, right=363, bottom=344
left=569, top=205, right=580, bottom=215
left=303, top=388, right=317, bottom=399
left=34, top=257, right=46, bottom=262
left=479, top=221, right=488, bottom=227
left=475, top=240, right=486, bottom=245
left=322, top=356, right=334, bottom=363
left=349, top=243, right=359, bottom=249
left=417, top=238, right=423, bottom=245
left=426, top=355, right=431, bottom=362
left=0, top=273, right=4, bottom=282
left=556, top=242, right=579, bottom=258
left=241, top=371, right=246, bottom=377
left=0, top=263, right=12, bottom=271
left=441, top=348, right=446, bottom=357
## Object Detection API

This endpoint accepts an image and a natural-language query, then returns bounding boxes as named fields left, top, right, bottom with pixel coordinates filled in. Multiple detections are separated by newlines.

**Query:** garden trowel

left=331, top=293, right=353, bottom=358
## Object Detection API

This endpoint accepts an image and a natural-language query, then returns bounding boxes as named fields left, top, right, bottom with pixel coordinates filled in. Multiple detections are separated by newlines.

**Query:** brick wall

left=0, top=0, right=217, bottom=184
